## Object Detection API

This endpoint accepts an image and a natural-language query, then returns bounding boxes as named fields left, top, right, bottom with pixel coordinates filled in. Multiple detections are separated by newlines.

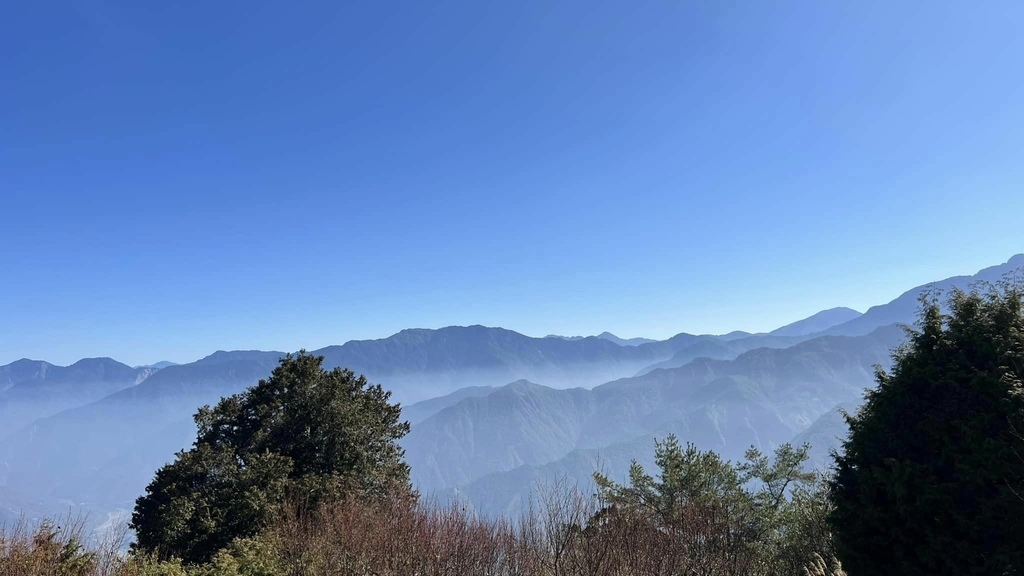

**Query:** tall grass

left=0, top=514, right=128, bottom=576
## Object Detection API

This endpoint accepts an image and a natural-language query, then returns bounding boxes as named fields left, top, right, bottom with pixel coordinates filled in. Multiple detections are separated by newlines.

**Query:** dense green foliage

left=830, top=284, right=1024, bottom=575
left=130, top=352, right=410, bottom=565
left=593, top=436, right=834, bottom=576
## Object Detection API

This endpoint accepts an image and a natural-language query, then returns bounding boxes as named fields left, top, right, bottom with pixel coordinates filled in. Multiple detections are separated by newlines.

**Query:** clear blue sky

left=3, top=1, right=1023, bottom=366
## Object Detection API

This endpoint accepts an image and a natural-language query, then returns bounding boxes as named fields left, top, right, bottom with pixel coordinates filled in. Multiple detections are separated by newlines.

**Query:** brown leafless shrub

left=4, top=479, right=833, bottom=576
left=266, top=479, right=773, bottom=576
left=271, top=492, right=520, bottom=575
left=0, top=515, right=97, bottom=576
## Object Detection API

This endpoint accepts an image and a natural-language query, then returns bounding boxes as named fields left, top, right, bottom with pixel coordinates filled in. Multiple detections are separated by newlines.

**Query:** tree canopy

left=829, top=283, right=1024, bottom=576
left=130, top=352, right=410, bottom=564
left=592, top=436, right=827, bottom=575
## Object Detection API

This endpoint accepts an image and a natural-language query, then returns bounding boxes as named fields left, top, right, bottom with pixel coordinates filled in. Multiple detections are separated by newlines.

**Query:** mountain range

left=545, top=332, right=659, bottom=346
left=1, top=254, right=1022, bottom=527
left=404, top=324, right=904, bottom=511
left=0, top=358, right=155, bottom=439
left=0, top=328, right=693, bottom=509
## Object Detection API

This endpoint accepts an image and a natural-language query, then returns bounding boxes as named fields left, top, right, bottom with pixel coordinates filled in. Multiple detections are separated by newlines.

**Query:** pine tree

left=829, top=284, right=1024, bottom=575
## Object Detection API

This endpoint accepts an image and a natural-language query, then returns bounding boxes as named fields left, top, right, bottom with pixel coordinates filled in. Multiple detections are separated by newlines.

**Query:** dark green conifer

left=830, top=284, right=1024, bottom=575
left=131, top=352, right=410, bottom=564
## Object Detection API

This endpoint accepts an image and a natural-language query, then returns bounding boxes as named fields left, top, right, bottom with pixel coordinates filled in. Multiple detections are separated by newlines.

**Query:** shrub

left=0, top=518, right=96, bottom=576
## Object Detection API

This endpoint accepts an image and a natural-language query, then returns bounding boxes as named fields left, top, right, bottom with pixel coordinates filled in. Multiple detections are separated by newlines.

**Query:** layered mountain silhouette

left=404, top=324, right=904, bottom=497
left=544, top=332, right=656, bottom=346
left=401, top=385, right=496, bottom=424
left=0, top=254, right=1021, bottom=526
left=0, top=358, right=156, bottom=440
left=816, top=254, right=1024, bottom=337
left=595, top=332, right=657, bottom=346
left=632, top=333, right=805, bottom=376
left=313, top=325, right=680, bottom=401
left=0, top=327, right=699, bottom=508
left=631, top=307, right=869, bottom=377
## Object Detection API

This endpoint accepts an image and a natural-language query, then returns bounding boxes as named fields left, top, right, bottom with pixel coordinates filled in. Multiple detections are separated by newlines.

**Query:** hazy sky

left=3, top=1, right=1023, bottom=366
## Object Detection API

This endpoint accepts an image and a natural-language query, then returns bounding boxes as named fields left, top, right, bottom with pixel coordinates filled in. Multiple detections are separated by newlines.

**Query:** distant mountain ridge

left=402, top=385, right=496, bottom=424
left=632, top=333, right=806, bottom=376
left=1, top=357, right=148, bottom=387
left=0, top=326, right=698, bottom=509
left=769, top=307, right=862, bottom=337
left=817, top=254, right=1024, bottom=337
left=0, top=358, right=156, bottom=440
left=136, top=361, right=178, bottom=370
left=406, top=324, right=905, bottom=510
left=440, top=254, right=1024, bottom=515
left=596, top=332, right=658, bottom=346
left=544, top=332, right=657, bottom=346
left=1, top=253, right=1021, bottom=526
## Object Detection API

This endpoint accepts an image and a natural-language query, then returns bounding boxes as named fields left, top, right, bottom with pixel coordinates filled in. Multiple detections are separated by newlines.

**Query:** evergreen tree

left=130, top=352, right=410, bottom=564
left=593, top=436, right=819, bottom=575
left=829, top=284, right=1024, bottom=576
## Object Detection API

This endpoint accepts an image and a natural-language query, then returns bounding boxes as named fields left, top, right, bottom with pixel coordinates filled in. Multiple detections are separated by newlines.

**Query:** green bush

left=188, top=536, right=282, bottom=576
left=130, top=352, right=411, bottom=564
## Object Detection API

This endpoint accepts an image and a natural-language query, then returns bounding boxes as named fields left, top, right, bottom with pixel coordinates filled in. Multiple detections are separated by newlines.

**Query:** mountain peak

left=0, top=359, right=54, bottom=382
left=5, top=358, right=49, bottom=368
left=69, top=357, right=124, bottom=368
left=718, top=330, right=755, bottom=341
left=505, top=379, right=541, bottom=390
left=389, top=325, right=521, bottom=341
left=136, top=361, right=178, bottom=370
left=596, top=332, right=657, bottom=347
left=770, top=307, right=863, bottom=337
left=194, top=350, right=285, bottom=365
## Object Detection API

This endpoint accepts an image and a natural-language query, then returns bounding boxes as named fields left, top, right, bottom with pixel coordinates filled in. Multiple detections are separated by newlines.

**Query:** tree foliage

left=829, top=283, right=1024, bottom=576
left=592, top=435, right=825, bottom=575
left=130, top=352, right=411, bottom=564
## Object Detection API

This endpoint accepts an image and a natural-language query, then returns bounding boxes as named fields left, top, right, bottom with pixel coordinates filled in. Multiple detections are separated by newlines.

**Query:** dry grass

left=802, top=554, right=846, bottom=576
left=0, top=514, right=141, bottom=576
left=2, top=517, right=93, bottom=576
left=2, top=485, right=834, bottom=576
left=268, top=481, right=774, bottom=576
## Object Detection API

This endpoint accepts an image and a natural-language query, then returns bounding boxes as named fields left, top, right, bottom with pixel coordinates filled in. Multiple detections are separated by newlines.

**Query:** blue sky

left=3, top=1, right=1023, bottom=366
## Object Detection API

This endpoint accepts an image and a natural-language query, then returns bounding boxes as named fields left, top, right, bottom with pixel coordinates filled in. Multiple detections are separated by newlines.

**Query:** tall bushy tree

left=830, top=284, right=1024, bottom=576
left=130, top=352, right=410, bottom=564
